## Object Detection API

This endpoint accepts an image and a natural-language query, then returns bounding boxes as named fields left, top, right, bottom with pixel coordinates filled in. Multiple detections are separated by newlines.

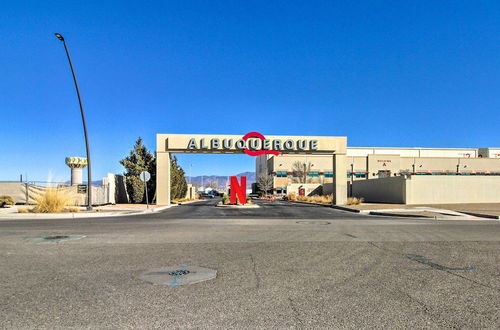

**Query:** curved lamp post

left=54, top=33, right=93, bottom=210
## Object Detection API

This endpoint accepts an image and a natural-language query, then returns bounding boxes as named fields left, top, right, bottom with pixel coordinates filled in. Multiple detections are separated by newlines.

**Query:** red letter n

left=230, top=176, right=247, bottom=204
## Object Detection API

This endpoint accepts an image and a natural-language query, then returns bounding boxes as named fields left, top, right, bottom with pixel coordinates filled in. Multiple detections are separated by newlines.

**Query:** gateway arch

left=156, top=133, right=347, bottom=206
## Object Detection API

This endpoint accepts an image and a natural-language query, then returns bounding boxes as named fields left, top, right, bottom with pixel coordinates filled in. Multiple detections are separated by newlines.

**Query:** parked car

left=199, top=193, right=214, bottom=199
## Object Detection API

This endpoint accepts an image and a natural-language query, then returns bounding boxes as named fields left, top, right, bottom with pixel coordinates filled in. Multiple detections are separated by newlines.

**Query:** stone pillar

left=332, top=153, right=347, bottom=205
left=156, top=152, right=171, bottom=205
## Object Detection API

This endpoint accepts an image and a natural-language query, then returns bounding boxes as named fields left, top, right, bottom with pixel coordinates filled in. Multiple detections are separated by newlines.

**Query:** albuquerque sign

left=157, top=132, right=346, bottom=155
left=187, top=131, right=319, bottom=156
left=156, top=132, right=348, bottom=206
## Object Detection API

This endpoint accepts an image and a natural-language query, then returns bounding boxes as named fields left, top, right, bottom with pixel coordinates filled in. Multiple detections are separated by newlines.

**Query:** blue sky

left=1, top=1, right=499, bottom=182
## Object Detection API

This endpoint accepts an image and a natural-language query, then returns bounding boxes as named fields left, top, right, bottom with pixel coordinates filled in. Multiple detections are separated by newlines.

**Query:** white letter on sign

left=187, top=138, right=197, bottom=149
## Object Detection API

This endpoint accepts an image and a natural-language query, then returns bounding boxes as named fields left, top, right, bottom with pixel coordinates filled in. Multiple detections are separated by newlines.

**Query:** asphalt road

left=1, top=199, right=499, bottom=329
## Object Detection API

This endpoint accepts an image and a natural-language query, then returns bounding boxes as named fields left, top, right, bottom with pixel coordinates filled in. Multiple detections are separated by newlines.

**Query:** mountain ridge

left=186, top=171, right=255, bottom=189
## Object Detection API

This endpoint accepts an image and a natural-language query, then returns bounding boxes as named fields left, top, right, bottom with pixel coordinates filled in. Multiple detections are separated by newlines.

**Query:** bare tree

left=291, top=161, right=312, bottom=183
left=257, top=174, right=274, bottom=195
left=207, top=180, right=218, bottom=190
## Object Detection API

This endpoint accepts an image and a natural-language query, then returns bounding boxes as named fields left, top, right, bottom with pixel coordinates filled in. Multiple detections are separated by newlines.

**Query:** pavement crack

left=249, top=254, right=260, bottom=290
left=394, top=289, right=450, bottom=328
left=406, top=254, right=497, bottom=291
left=288, top=297, right=304, bottom=327
left=369, top=243, right=497, bottom=292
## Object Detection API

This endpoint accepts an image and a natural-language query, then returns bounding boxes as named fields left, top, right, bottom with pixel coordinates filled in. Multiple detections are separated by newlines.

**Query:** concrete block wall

left=352, top=176, right=500, bottom=204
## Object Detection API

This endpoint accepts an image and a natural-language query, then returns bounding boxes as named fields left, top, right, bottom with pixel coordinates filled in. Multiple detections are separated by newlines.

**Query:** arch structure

left=156, top=133, right=347, bottom=206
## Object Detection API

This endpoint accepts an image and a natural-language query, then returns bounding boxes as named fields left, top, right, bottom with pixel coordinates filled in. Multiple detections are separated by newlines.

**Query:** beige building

left=256, top=147, right=500, bottom=195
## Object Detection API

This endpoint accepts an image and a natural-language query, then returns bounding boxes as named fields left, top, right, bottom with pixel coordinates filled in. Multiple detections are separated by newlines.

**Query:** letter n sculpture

left=230, top=176, right=246, bottom=204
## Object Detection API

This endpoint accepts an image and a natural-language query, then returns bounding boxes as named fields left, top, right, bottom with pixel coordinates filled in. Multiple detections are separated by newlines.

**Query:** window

left=276, top=172, right=287, bottom=178
left=355, top=172, right=366, bottom=178
left=308, top=172, right=319, bottom=178
left=324, top=172, right=333, bottom=178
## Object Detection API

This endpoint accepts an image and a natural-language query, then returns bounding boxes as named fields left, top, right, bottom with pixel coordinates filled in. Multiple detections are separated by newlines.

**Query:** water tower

left=65, top=157, right=88, bottom=185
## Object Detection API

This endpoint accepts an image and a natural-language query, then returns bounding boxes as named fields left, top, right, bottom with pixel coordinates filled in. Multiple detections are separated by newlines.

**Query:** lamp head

left=54, top=33, right=64, bottom=41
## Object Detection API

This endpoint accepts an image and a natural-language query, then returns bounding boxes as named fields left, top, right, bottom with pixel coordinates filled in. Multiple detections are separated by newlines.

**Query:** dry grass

left=17, top=207, right=30, bottom=213
left=346, top=197, right=364, bottom=205
left=0, top=195, right=15, bottom=207
left=288, top=194, right=333, bottom=205
left=33, top=188, right=77, bottom=213
left=67, top=206, right=81, bottom=213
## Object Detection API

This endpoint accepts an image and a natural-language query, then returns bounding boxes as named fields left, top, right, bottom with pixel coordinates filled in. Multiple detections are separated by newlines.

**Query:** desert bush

left=33, top=188, right=77, bottom=213
left=67, top=206, right=81, bottom=213
left=287, top=194, right=333, bottom=205
left=17, top=207, right=30, bottom=213
left=0, top=195, right=15, bottom=207
left=346, top=197, right=364, bottom=205
left=222, top=194, right=229, bottom=205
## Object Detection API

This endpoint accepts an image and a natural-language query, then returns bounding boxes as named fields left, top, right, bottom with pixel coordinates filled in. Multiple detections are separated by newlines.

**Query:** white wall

left=352, top=176, right=406, bottom=203
left=406, top=176, right=500, bottom=204
left=351, top=176, right=500, bottom=204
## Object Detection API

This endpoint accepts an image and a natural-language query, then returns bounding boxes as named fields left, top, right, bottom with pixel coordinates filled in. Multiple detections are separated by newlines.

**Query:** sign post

left=140, top=171, right=151, bottom=209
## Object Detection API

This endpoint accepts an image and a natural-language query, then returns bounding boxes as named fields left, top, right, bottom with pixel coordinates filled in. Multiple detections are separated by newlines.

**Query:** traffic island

left=215, top=202, right=260, bottom=208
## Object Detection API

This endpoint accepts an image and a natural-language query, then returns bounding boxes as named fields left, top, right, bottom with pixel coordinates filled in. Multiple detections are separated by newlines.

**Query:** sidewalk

left=344, top=202, right=500, bottom=220
left=0, top=203, right=176, bottom=220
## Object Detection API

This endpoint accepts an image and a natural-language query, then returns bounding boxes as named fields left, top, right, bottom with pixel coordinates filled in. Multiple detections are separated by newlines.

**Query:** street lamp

left=54, top=33, right=93, bottom=210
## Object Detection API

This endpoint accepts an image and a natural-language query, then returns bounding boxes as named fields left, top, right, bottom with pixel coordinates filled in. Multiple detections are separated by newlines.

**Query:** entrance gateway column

left=333, top=153, right=347, bottom=205
left=156, top=151, right=170, bottom=206
left=156, top=133, right=347, bottom=206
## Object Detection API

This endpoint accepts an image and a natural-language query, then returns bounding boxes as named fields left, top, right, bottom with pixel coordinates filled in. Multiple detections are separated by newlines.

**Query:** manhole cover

left=296, top=221, right=331, bottom=225
left=22, top=235, right=86, bottom=244
left=140, top=265, right=216, bottom=286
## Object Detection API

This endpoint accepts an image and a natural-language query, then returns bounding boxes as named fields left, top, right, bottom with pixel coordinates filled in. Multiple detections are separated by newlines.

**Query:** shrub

left=17, top=207, right=30, bottom=213
left=67, top=206, right=81, bottom=213
left=0, top=195, right=15, bottom=208
left=287, top=194, right=333, bottom=205
left=33, top=188, right=77, bottom=213
left=222, top=194, right=229, bottom=205
left=346, top=197, right=364, bottom=205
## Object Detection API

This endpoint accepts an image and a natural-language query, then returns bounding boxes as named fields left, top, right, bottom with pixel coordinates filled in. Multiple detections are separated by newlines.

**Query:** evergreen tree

left=170, top=156, right=188, bottom=199
left=120, top=137, right=156, bottom=203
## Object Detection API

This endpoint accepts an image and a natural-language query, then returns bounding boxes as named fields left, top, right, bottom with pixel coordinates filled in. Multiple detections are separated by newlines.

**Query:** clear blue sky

left=1, top=1, right=499, bottom=182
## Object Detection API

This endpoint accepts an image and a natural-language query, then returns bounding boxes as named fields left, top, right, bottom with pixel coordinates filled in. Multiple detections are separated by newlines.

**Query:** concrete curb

left=286, top=200, right=333, bottom=208
left=368, top=211, right=432, bottom=218
left=286, top=200, right=361, bottom=213
left=331, top=205, right=361, bottom=213
left=215, top=203, right=260, bottom=208
left=0, top=204, right=177, bottom=220
left=457, top=211, right=500, bottom=220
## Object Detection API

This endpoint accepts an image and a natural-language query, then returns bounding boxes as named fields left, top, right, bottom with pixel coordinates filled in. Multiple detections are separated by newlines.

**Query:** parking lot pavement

left=155, top=197, right=373, bottom=220
left=1, top=201, right=499, bottom=328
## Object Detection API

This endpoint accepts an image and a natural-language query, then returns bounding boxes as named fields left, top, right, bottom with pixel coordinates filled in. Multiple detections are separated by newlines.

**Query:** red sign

left=230, top=176, right=247, bottom=204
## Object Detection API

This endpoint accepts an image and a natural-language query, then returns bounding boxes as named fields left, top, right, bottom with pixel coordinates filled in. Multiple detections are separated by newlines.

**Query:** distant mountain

left=186, top=172, right=255, bottom=190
